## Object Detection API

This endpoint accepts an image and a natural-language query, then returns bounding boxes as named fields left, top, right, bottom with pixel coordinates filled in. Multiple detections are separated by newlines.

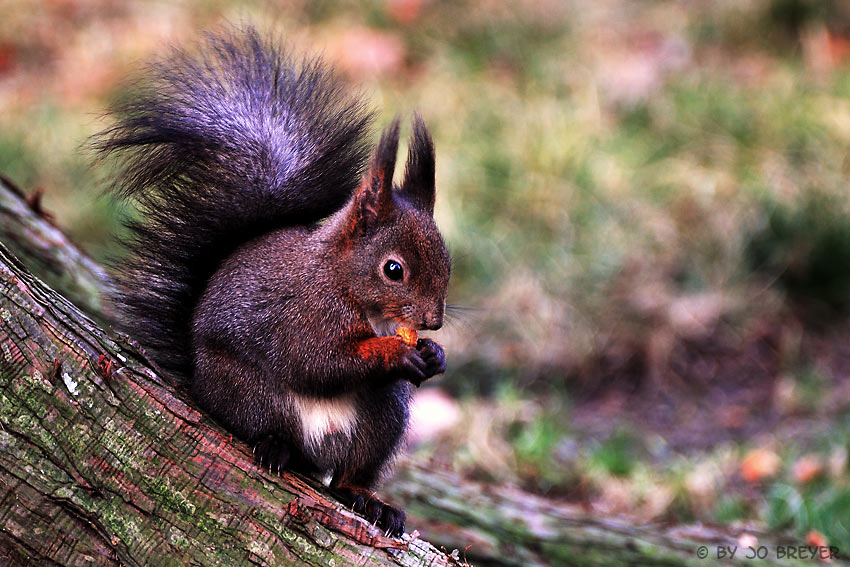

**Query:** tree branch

left=0, top=174, right=112, bottom=323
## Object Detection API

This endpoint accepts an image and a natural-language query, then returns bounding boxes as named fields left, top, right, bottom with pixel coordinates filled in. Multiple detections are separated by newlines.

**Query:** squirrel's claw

left=333, top=485, right=406, bottom=538
left=252, top=433, right=291, bottom=475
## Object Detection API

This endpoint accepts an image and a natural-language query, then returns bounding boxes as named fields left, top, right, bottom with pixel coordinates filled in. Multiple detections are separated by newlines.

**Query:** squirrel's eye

left=383, top=260, right=404, bottom=281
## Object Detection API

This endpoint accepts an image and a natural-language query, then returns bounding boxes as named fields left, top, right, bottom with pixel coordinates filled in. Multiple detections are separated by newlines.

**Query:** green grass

left=747, top=190, right=850, bottom=316
left=767, top=481, right=850, bottom=547
left=589, top=429, right=640, bottom=478
left=713, top=495, right=751, bottom=524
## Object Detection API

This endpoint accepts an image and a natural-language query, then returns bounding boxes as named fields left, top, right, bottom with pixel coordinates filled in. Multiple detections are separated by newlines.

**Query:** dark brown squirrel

left=97, top=26, right=450, bottom=537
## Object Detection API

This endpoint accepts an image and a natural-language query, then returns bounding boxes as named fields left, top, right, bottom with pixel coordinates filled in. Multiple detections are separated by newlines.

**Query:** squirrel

left=96, top=27, right=450, bottom=537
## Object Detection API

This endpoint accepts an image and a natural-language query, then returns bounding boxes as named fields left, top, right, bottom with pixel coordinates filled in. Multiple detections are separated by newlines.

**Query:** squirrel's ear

left=353, top=119, right=399, bottom=229
left=400, top=114, right=436, bottom=215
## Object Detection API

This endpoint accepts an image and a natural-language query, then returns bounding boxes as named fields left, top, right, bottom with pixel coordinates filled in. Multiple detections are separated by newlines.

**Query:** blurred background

left=3, top=0, right=850, bottom=550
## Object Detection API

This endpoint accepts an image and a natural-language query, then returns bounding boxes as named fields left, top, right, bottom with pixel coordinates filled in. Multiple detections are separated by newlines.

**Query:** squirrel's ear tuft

left=354, top=118, right=400, bottom=229
left=400, top=114, right=436, bottom=215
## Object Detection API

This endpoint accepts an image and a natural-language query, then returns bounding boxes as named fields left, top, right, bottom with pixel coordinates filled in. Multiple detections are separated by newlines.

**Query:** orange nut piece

left=395, top=327, right=418, bottom=347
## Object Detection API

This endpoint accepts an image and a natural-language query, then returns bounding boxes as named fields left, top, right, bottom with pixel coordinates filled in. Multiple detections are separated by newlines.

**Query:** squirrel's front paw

left=411, top=338, right=446, bottom=387
left=399, top=339, right=446, bottom=387
left=398, top=347, right=428, bottom=386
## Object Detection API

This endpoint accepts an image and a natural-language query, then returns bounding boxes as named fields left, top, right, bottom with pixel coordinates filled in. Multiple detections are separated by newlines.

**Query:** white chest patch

left=290, top=393, right=358, bottom=448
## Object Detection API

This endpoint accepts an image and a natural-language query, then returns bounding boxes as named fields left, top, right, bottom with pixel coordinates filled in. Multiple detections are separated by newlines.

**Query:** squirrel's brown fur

left=99, top=27, right=451, bottom=537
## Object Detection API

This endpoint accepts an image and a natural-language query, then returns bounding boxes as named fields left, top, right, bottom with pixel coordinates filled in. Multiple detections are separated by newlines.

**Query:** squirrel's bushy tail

left=97, top=26, right=373, bottom=377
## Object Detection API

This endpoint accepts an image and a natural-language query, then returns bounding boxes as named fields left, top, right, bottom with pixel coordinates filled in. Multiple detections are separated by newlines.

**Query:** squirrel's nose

left=422, top=311, right=443, bottom=331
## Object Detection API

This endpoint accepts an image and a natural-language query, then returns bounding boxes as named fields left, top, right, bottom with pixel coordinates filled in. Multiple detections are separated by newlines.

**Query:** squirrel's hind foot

left=252, top=433, right=291, bottom=475
left=333, top=484, right=406, bottom=537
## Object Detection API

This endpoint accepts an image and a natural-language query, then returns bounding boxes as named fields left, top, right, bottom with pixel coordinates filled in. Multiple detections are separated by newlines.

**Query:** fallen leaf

left=807, top=530, right=828, bottom=548
left=740, top=448, right=780, bottom=483
left=792, top=455, right=824, bottom=485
